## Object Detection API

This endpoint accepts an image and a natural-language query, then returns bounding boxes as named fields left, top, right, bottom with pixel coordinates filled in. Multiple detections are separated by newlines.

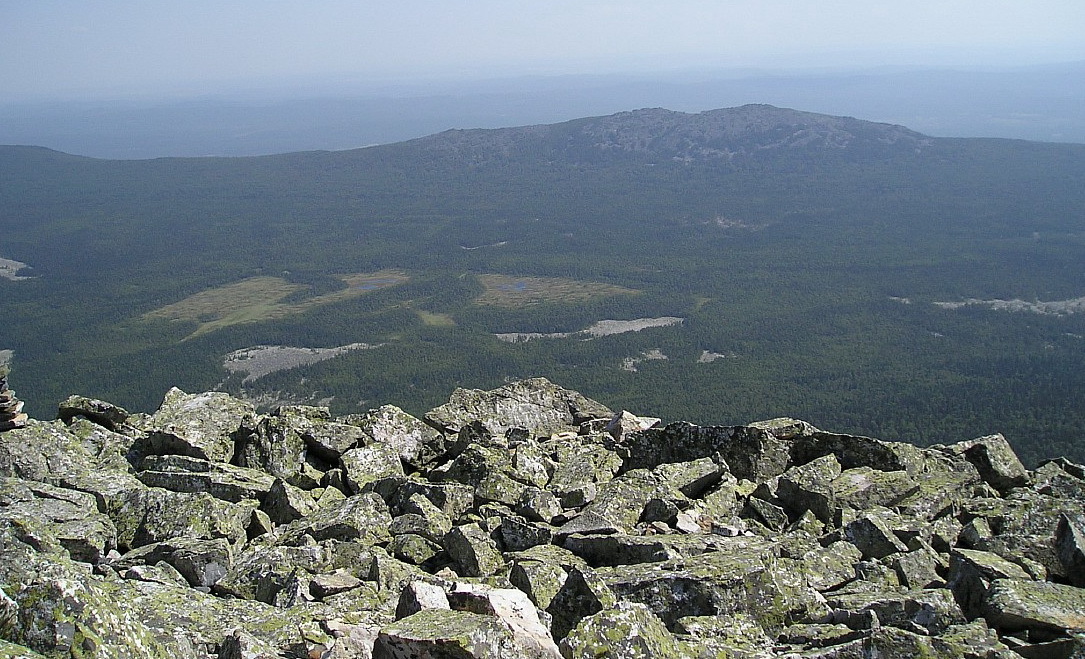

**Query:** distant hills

left=2, top=61, right=1083, bottom=159
left=2, top=105, right=1085, bottom=464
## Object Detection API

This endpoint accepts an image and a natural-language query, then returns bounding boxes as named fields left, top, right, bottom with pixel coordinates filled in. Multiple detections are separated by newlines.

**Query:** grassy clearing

left=144, top=270, right=408, bottom=339
left=474, top=274, right=638, bottom=308
left=416, top=310, right=456, bottom=327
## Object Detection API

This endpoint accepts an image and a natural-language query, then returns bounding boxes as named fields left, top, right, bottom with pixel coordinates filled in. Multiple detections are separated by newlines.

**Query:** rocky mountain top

left=1, top=377, right=1084, bottom=658
left=416, top=105, right=930, bottom=166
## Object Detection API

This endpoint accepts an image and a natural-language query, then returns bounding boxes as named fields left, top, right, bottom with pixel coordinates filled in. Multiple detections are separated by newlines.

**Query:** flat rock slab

left=983, top=579, right=1085, bottom=636
left=375, top=608, right=542, bottom=659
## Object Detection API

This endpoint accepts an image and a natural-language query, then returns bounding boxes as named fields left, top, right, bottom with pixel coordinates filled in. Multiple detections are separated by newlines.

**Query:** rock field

left=1, top=377, right=1084, bottom=658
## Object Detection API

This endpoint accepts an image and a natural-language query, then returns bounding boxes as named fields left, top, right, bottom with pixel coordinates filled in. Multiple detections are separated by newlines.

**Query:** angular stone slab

left=375, top=608, right=538, bottom=659
left=424, top=377, right=612, bottom=437
left=138, top=388, right=255, bottom=464
left=983, top=579, right=1085, bottom=636
left=560, top=602, right=681, bottom=659
left=137, top=455, right=276, bottom=503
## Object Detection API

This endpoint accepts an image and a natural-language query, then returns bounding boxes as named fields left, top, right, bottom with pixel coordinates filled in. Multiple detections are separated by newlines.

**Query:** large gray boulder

left=136, top=388, right=255, bottom=464
left=424, top=378, right=612, bottom=437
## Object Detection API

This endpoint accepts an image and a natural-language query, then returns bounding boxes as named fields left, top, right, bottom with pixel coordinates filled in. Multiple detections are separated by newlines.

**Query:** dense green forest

left=2, top=105, right=1085, bottom=465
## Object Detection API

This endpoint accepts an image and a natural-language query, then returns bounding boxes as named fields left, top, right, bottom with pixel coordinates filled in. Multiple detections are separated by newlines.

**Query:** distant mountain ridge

left=408, top=104, right=930, bottom=167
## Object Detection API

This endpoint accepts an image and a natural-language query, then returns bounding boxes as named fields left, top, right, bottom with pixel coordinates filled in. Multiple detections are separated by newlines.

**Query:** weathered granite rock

left=234, top=412, right=325, bottom=489
left=137, top=455, right=277, bottom=503
left=424, top=378, right=612, bottom=437
left=447, top=583, right=562, bottom=658
left=113, top=536, right=234, bottom=588
left=342, top=404, right=447, bottom=470
left=113, top=487, right=257, bottom=551
left=0, top=478, right=116, bottom=563
left=375, top=608, right=537, bottom=659
left=614, top=422, right=790, bottom=482
left=273, top=492, right=391, bottom=546
left=57, top=395, right=130, bottom=431
left=136, top=388, right=254, bottom=464
left=559, top=601, right=680, bottom=659
left=948, top=548, right=1033, bottom=619
left=444, top=522, right=504, bottom=577
left=1056, top=512, right=1085, bottom=587
left=826, top=588, right=965, bottom=635
left=4, top=380, right=1085, bottom=658
left=946, top=433, right=1031, bottom=494
left=597, top=549, right=825, bottom=632
left=340, top=441, right=405, bottom=494
left=546, top=566, right=618, bottom=641
left=983, top=579, right=1085, bottom=638
left=774, top=453, right=841, bottom=523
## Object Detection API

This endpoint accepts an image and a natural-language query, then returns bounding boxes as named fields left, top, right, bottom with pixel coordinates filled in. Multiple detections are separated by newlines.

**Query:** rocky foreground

left=1, top=378, right=1084, bottom=658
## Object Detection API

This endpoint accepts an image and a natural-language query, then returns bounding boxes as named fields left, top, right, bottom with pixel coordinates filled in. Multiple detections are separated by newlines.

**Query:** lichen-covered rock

left=274, top=492, right=391, bottom=546
left=597, top=549, right=821, bottom=632
left=945, top=433, right=1031, bottom=494
left=341, top=441, right=405, bottom=496
left=447, top=583, right=562, bottom=658
left=137, top=455, right=276, bottom=503
left=374, top=608, right=540, bottom=659
left=396, top=580, right=450, bottom=619
left=112, top=487, right=256, bottom=551
left=774, top=453, right=841, bottom=523
left=1056, top=512, right=1085, bottom=587
left=7, top=382, right=1085, bottom=658
left=342, top=404, right=446, bottom=470
left=826, top=588, right=965, bottom=635
left=444, top=522, right=504, bottom=577
left=842, top=508, right=910, bottom=560
left=559, top=602, right=680, bottom=659
left=948, top=548, right=1033, bottom=620
left=546, top=566, right=618, bottom=641
left=137, top=388, right=254, bottom=464
left=424, top=378, right=612, bottom=437
left=983, top=579, right=1085, bottom=637
left=614, top=422, right=790, bottom=482
left=57, top=395, right=131, bottom=431
left=0, top=478, right=117, bottom=563
left=791, top=431, right=928, bottom=474
left=435, top=443, right=527, bottom=506
left=234, top=412, right=325, bottom=489
left=113, top=536, right=234, bottom=589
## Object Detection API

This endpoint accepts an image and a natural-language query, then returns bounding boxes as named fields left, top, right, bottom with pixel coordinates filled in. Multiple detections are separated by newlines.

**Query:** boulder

left=614, top=422, right=790, bottom=481
left=1056, top=512, right=1085, bottom=587
left=447, top=583, right=562, bottom=658
left=57, top=395, right=130, bottom=431
left=374, top=608, right=543, bottom=659
left=234, top=412, right=325, bottom=489
left=341, top=404, right=446, bottom=470
left=136, top=388, right=254, bottom=464
left=983, top=579, right=1085, bottom=638
left=444, top=523, right=504, bottom=577
left=424, top=378, right=612, bottom=437
left=274, top=492, right=391, bottom=546
left=559, top=602, right=680, bottom=659
left=946, top=434, right=1031, bottom=494
left=340, top=442, right=405, bottom=494
left=137, top=455, right=276, bottom=503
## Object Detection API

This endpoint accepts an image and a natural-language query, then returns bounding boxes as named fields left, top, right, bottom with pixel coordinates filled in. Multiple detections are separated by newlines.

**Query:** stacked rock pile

left=1, top=377, right=1084, bottom=658
left=0, top=365, right=26, bottom=431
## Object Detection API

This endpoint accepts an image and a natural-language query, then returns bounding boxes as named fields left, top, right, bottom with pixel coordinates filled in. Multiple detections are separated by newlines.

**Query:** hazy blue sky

left=4, top=0, right=1085, bottom=100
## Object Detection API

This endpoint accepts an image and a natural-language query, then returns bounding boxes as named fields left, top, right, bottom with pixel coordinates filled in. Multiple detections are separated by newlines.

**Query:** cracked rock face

left=1, top=376, right=1084, bottom=657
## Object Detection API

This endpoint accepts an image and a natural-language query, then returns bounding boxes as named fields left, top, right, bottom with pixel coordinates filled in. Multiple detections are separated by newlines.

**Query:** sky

left=3, top=0, right=1085, bottom=101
